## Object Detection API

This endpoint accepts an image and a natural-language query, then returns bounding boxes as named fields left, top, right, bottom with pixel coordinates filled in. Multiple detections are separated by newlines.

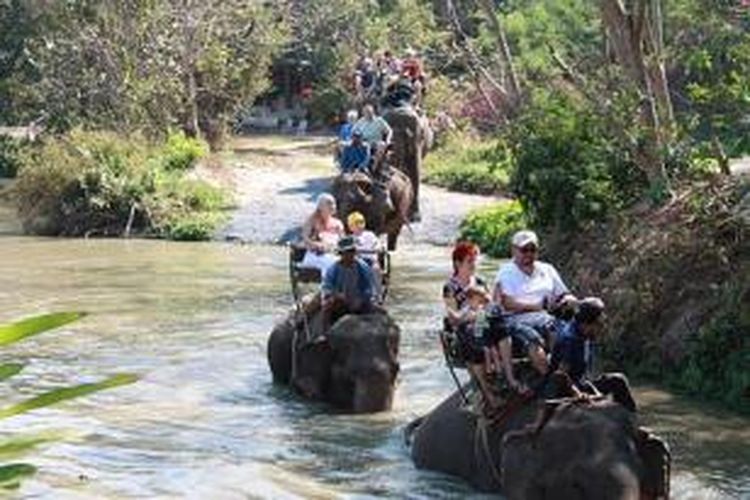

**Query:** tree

left=598, top=0, right=674, bottom=193
left=4, top=0, right=288, bottom=147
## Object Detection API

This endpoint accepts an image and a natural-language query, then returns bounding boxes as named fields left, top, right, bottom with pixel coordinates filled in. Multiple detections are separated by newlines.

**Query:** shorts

left=507, top=323, right=545, bottom=351
left=506, top=311, right=560, bottom=348
left=453, top=312, right=509, bottom=364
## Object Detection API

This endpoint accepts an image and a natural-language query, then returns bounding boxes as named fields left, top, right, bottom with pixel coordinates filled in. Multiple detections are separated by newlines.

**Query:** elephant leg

left=387, top=230, right=398, bottom=251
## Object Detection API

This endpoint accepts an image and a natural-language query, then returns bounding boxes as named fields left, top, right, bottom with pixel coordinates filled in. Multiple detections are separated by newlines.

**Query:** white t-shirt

left=494, top=261, right=569, bottom=311
left=355, top=230, right=379, bottom=253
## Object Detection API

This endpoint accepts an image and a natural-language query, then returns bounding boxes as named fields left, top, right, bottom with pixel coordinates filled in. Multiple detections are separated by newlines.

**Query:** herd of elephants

left=265, top=102, right=673, bottom=499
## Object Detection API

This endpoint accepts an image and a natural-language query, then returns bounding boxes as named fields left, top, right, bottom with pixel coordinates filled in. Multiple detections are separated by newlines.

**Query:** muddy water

left=0, top=237, right=747, bottom=498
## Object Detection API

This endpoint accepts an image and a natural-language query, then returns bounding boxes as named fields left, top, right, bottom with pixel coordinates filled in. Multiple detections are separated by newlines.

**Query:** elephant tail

left=403, top=416, right=425, bottom=448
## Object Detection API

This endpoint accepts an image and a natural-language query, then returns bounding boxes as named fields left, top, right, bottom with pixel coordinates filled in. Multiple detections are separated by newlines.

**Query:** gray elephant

left=267, top=301, right=400, bottom=413
left=332, top=166, right=413, bottom=251
left=382, top=106, right=431, bottom=222
left=408, top=390, right=670, bottom=499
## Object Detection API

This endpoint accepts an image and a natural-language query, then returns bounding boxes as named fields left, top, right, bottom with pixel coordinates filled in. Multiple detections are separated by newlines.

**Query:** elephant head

left=326, top=313, right=400, bottom=413
left=410, top=392, right=670, bottom=499
left=332, top=172, right=387, bottom=234
left=501, top=402, right=647, bottom=499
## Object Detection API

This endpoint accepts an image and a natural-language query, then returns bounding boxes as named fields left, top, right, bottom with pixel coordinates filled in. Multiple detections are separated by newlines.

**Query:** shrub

left=509, top=92, right=646, bottom=230
left=0, top=136, right=23, bottom=178
left=667, top=281, right=750, bottom=413
left=14, top=130, right=227, bottom=240
left=424, top=131, right=512, bottom=195
left=459, top=200, right=528, bottom=258
left=159, top=132, right=209, bottom=171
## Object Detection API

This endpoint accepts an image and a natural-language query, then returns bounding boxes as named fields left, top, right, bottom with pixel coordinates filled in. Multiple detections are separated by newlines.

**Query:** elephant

left=382, top=105, right=432, bottom=222
left=408, top=390, right=670, bottom=499
left=267, top=298, right=400, bottom=413
left=331, top=165, right=413, bottom=251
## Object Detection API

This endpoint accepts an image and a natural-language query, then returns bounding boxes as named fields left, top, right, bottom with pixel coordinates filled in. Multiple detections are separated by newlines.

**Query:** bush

left=424, top=131, right=512, bottom=195
left=509, top=92, right=646, bottom=230
left=0, top=136, right=24, bottom=178
left=159, top=132, right=209, bottom=171
left=459, top=200, right=528, bottom=258
left=667, top=281, right=750, bottom=413
left=14, top=129, right=227, bottom=239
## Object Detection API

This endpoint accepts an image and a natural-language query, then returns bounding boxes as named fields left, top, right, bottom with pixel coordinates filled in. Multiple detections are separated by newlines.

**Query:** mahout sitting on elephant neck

left=267, top=297, right=400, bottom=414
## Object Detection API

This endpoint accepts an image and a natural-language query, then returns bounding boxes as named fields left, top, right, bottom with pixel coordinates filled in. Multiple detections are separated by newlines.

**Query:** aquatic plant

left=0, top=312, right=137, bottom=489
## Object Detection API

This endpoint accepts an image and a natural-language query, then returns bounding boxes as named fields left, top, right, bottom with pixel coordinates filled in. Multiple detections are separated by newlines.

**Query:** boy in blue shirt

left=550, top=298, right=637, bottom=412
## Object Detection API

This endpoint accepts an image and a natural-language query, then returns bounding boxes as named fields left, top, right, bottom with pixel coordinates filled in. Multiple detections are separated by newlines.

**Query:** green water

left=0, top=237, right=747, bottom=498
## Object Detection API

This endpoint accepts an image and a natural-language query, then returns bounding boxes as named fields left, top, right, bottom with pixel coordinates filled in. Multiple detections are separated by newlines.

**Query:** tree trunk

left=476, top=0, right=521, bottom=105
left=599, top=0, right=672, bottom=192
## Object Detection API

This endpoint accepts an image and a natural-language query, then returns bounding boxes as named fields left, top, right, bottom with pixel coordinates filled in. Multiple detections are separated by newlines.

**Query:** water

left=0, top=237, right=747, bottom=499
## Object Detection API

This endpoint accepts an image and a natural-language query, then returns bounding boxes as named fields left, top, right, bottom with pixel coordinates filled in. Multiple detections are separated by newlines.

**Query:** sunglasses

left=519, top=245, right=538, bottom=254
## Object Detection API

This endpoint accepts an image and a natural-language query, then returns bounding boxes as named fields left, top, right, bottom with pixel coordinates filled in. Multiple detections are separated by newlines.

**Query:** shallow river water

left=0, top=237, right=748, bottom=499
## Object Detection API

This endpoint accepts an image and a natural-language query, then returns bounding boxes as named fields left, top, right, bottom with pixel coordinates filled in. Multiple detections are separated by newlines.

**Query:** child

left=465, top=286, right=525, bottom=394
left=347, top=211, right=383, bottom=298
left=346, top=212, right=380, bottom=265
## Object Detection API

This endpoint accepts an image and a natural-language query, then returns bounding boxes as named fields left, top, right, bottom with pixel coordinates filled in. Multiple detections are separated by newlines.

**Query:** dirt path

left=202, top=135, right=504, bottom=246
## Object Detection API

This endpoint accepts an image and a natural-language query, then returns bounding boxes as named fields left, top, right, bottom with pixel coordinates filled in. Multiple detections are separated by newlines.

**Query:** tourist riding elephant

left=407, top=390, right=670, bottom=499
left=382, top=105, right=432, bottom=222
left=268, top=300, right=400, bottom=413
left=331, top=167, right=413, bottom=251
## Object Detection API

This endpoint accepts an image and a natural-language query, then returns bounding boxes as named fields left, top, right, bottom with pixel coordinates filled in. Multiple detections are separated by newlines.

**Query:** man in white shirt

left=493, top=230, right=577, bottom=375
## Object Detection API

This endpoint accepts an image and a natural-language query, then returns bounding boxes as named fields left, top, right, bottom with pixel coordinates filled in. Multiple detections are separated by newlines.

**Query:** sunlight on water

left=0, top=237, right=747, bottom=498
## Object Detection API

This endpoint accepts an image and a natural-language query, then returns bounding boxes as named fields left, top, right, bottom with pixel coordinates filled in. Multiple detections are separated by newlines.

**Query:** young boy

left=347, top=212, right=380, bottom=265
left=465, top=286, right=523, bottom=395
left=347, top=211, right=382, bottom=298
left=550, top=297, right=636, bottom=412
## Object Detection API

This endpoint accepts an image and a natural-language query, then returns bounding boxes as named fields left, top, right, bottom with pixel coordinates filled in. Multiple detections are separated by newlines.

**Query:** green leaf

left=0, top=363, right=23, bottom=382
left=0, top=374, right=138, bottom=420
left=0, top=463, right=36, bottom=490
left=0, top=432, right=63, bottom=459
left=0, top=312, right=86, bottom=347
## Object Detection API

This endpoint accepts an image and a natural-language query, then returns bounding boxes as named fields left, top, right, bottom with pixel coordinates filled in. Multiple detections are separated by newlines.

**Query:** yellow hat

left=347, top=211, right=366, bottom=228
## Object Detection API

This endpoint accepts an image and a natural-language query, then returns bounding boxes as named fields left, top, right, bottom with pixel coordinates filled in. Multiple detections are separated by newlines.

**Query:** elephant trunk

left=351, top=359, right=397, bottom=413
left=352, top=376, right=394, bottom=413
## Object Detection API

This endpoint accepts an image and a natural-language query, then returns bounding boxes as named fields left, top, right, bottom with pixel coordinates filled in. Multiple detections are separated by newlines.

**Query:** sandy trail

left=203, top=135, right=504, bottom=246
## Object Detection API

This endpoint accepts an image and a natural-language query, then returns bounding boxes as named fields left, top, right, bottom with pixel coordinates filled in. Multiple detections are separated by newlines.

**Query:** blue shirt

left=340, top=144, right=370, bottom=173
left=321, top=258, right=375, bottom=303
left=550, top=321, right=592, bottom=386
left=338, top=123, right=354, bottom=142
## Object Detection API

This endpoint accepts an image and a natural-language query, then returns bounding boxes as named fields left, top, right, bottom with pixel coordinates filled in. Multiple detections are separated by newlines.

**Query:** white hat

left=511, top=230, right=539, bottom=248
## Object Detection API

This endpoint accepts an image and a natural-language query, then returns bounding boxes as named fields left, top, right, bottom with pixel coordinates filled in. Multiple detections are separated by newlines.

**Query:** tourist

left=340, top=131, right=371, bottom=173
left=353, top=104, right=393, bottom=146
left=301, top=193, right=344, bottom=275
left=493, top=230, right=578, bottom=375
left=443, top=242, right=520, bottom=407
left=347, top=211, right=383, bottom=298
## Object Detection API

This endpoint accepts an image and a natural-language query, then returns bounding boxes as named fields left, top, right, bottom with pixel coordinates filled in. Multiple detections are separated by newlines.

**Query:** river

left=0, top=236, right=748, bottom=499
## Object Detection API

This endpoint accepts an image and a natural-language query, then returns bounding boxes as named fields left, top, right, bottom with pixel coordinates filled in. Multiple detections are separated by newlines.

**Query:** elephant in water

left=267, top=299, right=400, bottom=413
left=408, top=391, right=670, bottom=499
left=331, top=166, right=413, bottom=251
left=382, top=105, right=432, bottom=222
